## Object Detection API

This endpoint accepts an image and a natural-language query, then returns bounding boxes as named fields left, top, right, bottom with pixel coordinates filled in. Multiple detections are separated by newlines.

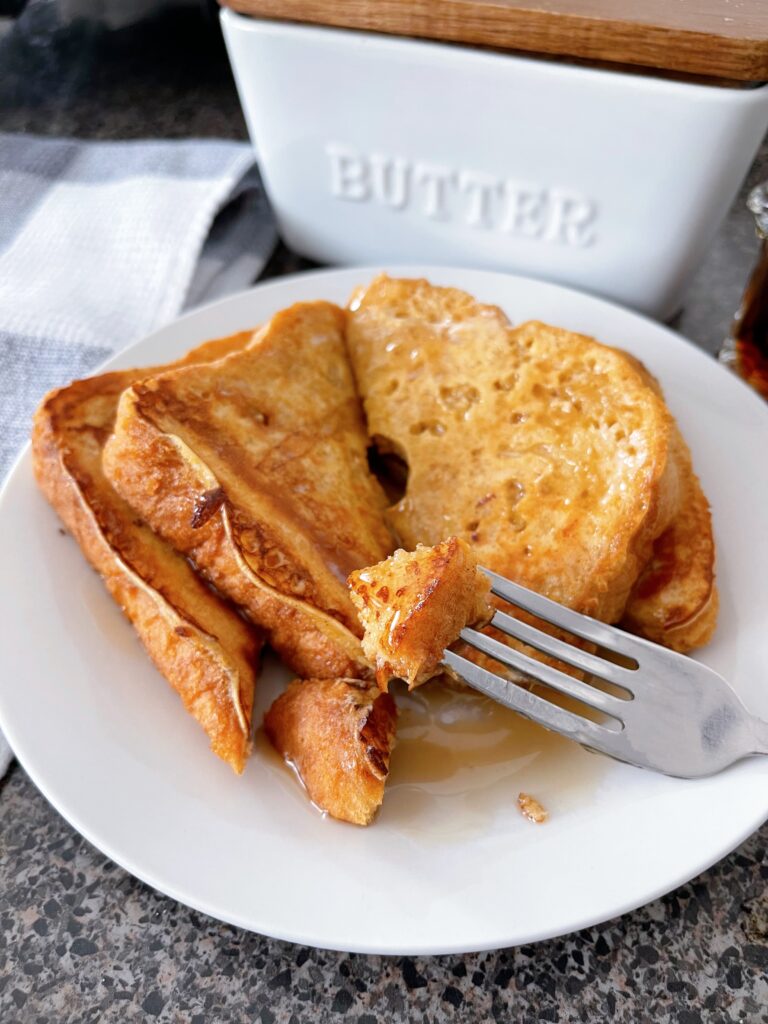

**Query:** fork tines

left=442, top=568, right=639, bottom=753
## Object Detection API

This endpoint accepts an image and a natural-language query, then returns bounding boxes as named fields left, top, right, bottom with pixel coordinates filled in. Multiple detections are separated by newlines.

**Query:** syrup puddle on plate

left=380, top=679, right=605, bottom=840
left=257, top=674, right=606, bottom=842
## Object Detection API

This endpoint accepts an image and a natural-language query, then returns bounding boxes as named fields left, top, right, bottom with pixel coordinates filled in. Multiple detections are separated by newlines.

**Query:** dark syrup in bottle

left=719, top=183, right=768, bottom=402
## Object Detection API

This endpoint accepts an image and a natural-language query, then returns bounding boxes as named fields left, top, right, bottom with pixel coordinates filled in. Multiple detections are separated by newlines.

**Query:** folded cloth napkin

left=0, top=132, right=277, bottom=777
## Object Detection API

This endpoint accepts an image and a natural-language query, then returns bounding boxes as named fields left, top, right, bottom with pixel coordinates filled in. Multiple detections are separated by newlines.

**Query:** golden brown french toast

left=347, top=276, right=680, bottom=624
left=32, top=332, right=262, bottom=774
left=264, top=678, right=397, bottom=826
left=349, top=537, right=492, bottom=689
left=103, top=302, right=394, bottom=679
left=622, top=428, right=717, bottom=651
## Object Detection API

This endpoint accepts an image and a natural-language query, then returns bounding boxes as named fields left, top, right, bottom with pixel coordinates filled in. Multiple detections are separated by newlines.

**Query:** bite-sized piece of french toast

left=347, top=275, right=681, bottom=625
left=264, top=678, right=397, bottom=826
left=32, top=332, right=262, bottom=774
left=622, top=426, right=717, bottom=651
left=103, top=302, right=394, bottom=680
left=349, top=537, right=492, bottom=689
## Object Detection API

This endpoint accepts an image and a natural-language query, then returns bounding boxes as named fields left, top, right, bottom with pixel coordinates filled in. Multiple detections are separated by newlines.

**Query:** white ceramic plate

left=1, top=266, right=767, bottom=956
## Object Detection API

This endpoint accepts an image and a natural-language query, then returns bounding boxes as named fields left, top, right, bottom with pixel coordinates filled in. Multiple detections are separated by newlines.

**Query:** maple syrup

left=719, top=182, right=768, bottom=402
left=380, top=679, right=604, bottom=839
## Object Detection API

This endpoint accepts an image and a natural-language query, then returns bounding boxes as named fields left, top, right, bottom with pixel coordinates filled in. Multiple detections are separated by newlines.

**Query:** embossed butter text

left=326, top=144, right=597, bottom=247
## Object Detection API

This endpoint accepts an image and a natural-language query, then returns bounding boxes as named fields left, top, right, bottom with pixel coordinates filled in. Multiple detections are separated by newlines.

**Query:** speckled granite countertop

left=1, top=4, right=768, bottom=1021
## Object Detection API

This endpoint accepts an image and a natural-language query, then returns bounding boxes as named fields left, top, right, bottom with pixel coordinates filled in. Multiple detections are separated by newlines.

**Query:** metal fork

left=443, top=569, right=768, bottom=778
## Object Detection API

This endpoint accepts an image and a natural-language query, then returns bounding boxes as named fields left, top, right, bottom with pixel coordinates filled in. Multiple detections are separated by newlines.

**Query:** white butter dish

left=221, top=8, right=768, bottom=316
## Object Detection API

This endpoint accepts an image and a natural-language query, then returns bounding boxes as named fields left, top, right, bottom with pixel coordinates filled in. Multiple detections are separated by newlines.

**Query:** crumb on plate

left=518, top=792, right=548, bottom=824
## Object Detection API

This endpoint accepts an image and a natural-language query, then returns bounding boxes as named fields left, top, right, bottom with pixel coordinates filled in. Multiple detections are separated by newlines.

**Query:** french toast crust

left=31, top=334, right=262, bottom=774
left=617, top=361, right=718, bottom=652
left=622, top=433, right=718, bottom=652
left=264, top=677, right=397, bottom=826
left=633, top=586, right=719, bottom=652
left=103, top=302, right=394, bottom=680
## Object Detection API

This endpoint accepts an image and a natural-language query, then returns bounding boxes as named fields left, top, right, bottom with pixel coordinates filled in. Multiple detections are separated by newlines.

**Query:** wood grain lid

left=222, top=0, right=768, bottom=82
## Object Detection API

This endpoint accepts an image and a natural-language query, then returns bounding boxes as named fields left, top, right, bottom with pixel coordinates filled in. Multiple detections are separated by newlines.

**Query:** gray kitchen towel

left=0, top=133, right=277, bottom=776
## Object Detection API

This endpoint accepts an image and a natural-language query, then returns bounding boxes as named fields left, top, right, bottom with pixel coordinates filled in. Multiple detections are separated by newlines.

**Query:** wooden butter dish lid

left=221, top=0, right=768, bottom=83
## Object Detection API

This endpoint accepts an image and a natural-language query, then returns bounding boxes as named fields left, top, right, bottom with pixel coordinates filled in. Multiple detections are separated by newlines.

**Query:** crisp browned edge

left=31, top=361, right=261, bottom=774
left=102, top=359, right=374, bottom=682
left=623, top=539, right=719, bottom=654
left=618, top=360, right=719, bottom=653
left=222, top=0, right=768, bottom=81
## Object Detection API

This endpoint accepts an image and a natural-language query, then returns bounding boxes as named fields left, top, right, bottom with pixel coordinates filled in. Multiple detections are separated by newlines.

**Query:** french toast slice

left=347, top=275, right=680, bottom=624
left=32, top=332, right=262, bottom=774
left=264, top=678, right=397, bottom=826
left=103, top=302, right=394, bottom=679
left=349, top=537, right=492, bottom=689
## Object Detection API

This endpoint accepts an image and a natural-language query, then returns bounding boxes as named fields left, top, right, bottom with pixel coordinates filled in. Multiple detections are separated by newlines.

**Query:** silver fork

left=443, top=568, right=768, bottom=778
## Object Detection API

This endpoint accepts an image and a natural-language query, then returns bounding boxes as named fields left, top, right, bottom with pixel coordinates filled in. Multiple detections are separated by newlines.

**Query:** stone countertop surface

left=1, top=4, right=768, bottom=1021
